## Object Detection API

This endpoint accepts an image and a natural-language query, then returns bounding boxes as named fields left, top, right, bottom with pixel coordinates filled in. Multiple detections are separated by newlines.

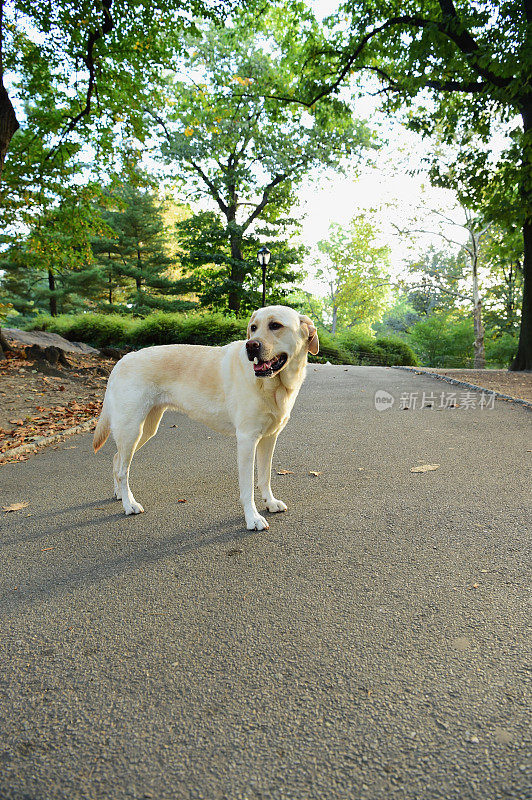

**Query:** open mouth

left=252, top=353, right=288, bottom=377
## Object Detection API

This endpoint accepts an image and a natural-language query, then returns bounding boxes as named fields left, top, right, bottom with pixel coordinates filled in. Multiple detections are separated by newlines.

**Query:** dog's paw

left=124, top=500, right=144, bottom=515
left=265, top=498, right=287, bottom=513
left=246, top=513, right=270, bottom=531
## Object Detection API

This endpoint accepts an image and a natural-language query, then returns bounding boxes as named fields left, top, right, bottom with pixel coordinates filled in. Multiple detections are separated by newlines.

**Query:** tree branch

left=188, top=161, right=229, bottom=216
left=247, top=11, right=512, bottom=109
left=242, top=172, right=287, bottom=231
left=45, top=0, right=114, bottom=161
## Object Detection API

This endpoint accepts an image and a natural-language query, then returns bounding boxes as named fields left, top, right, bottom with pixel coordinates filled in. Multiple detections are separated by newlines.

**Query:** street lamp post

left=257, top=246, right=271, bottom=308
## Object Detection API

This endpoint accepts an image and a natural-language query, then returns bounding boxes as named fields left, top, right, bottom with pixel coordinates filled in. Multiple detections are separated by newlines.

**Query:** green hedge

left=25, top=313, right=134, bottom=347
left=129, top=312, right=247, bottom=348
left=336, top=330, right=419, bottom=366
left=25, top=312, right=418, bottom=366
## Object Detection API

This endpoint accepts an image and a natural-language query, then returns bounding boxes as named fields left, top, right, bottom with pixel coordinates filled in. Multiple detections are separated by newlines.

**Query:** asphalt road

left=1, top=365, right=531, bottom=800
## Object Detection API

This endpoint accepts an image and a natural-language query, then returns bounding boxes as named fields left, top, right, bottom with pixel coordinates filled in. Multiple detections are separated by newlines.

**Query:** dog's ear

left=300, top=315, right=319, bottom=356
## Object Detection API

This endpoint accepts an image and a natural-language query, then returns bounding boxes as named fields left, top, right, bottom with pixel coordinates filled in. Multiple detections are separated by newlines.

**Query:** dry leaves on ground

left=0, top=398, right=102, bottom=456
left=2, top=501, right=29, bottom=512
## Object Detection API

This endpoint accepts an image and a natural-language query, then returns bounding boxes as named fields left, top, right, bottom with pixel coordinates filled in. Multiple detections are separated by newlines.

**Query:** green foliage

left=92, top=180, right=197, bottom=314
left=24, top=310, right=417, bottom=366
left=154, top=12, right=373, bottom=312
left=485, top=333, right=519, bottom=369
left=336, top=329, right=418, bottom=366
left=25, top=313, right=135, bottom=347
left=176, top=211, right=305, bottom=314
left=316, top=216, right=391, bottom=333
left=129, top=312, right=247, bottom=347
left=406, top=311, right=474, bottom=368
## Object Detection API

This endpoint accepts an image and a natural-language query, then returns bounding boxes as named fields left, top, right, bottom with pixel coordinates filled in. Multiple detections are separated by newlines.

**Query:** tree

left=92, top=183, right=196, bottom=313
left=153, top=15, right=372, bottom=313
left=315, top=217, right=391, bottom=334
left=176, top=211, right=305, bottom=314
left=0, top=182, right=107, bottom=317
left=276, top=0, right=532, bottom=369
left=397, top=207, right=492, bottom=368
left=482, top=226, right=524, bottom=335
left=0, top=0, right=231, bottom=180
left=407, top=309, right=474, bottom=367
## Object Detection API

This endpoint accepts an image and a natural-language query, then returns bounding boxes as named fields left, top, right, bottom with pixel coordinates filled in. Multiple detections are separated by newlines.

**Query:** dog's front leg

left=236, top=432, right=269, bottom=531
left=257, top=433, right=287, bottom=514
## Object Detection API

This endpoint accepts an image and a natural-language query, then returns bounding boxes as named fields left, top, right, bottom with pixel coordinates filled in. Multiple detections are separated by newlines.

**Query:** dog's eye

left=250, top=324, right=257, bottom=332
left=269, top=322, right=283, bottom=330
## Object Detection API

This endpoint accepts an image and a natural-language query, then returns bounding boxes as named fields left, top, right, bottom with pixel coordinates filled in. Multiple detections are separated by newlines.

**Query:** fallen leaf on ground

left=410, top=464, right=440, bottom=473
left=178, top=498, right=187, bottom=503
left=9, top=419, right=24, bottom=426
left=2, top=501, right=29, bottom=512
left=277, top=469, right=294, bottom=475
left=308, top=470, right=322, bottom=476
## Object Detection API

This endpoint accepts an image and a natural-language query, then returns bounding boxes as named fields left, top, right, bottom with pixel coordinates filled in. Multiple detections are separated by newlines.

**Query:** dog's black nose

left=246, top=339, right=261, bottom=358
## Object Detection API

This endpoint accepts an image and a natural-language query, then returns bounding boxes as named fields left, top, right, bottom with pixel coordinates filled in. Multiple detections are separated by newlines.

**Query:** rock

left=2, top=327, right=99, bottom=354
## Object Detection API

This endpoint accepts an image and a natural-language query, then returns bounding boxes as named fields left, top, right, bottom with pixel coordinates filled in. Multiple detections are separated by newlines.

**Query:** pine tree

left=94, top=184, right=196, bottom=314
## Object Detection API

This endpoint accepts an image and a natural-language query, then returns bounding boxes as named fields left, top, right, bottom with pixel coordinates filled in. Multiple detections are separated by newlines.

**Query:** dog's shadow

left=2, top=498, right=265, bottom=615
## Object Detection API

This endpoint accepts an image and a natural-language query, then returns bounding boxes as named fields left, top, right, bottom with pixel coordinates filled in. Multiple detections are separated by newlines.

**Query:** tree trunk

left=472, top=299, right=485, bottom=369
left=331, top=304, right=338, bottom=335
left=469, top=221, right=486, bottom=369
left=511, top=98, right=532, bottom=370
left=0, top=327, right=12, bottom=358
left=471, top=258, right=485, bottom=369
left=48, top=269, right=57, bottom=317
left=511, top=216, right=532, bottom=370
left=0, top=84, right=18, bottom=178
left=108, top=273, right=113, bottom=305
left=228, top=232, right=245, bottom=314
left=1, top=0, right=20, bottom=179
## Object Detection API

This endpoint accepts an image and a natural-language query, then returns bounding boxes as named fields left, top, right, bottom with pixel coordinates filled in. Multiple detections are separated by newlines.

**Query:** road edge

left=0, top=418, right=98, bottom=464
left=392, top=366, right=532, bottom=411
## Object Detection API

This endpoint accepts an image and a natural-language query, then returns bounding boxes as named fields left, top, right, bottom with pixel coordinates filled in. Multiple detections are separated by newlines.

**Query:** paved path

left=1, top=365, right=530, bottom=800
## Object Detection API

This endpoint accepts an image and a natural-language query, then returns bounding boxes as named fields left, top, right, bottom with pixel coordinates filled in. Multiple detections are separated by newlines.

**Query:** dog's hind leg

left=112, top=407, right=165, bottom=508
left=133, top=406, right=165, bottom=453
left=113, top=414, right=146, bottom=515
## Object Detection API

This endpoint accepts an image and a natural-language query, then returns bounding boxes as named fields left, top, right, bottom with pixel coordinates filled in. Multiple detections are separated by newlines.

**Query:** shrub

left=485, top=333, right=519, bottom=368
left=312, top=330, right=354, bottom=365
left=374, top=335, right=419, bottom=367
left=129, top=312, right=247, bottom=347
left=25, top=313, right=133, bottom=347
left=406, top=312, right=473, bottom=368
left=334, top=329, right=418, bottom=366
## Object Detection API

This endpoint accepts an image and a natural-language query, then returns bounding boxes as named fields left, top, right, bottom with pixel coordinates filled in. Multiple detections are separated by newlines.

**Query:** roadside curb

left=0, top=417, right=97, bottom=463
left=392, top=366, right=532, bottom=411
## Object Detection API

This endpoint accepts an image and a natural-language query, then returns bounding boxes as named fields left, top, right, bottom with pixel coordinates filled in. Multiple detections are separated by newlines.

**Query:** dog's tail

left=93, top=406, right=111, bottom=453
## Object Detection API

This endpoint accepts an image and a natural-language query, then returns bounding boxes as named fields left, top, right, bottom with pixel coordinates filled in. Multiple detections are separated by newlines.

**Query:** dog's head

left=245, top=306, right=319, bottom=378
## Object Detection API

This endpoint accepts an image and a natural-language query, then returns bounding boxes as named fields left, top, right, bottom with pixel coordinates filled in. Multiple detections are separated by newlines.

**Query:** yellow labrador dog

left=93, top=306, right=319, bottom=530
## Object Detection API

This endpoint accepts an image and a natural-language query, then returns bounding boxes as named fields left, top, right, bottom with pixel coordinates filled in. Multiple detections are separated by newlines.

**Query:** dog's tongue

left=254, top=359, right=273, bottom=373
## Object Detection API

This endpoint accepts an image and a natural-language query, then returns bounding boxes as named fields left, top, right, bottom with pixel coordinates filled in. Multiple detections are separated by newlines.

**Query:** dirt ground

left=0, top=349, right=112, bottom=463
left=411, top=368, right=532, bottom=403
